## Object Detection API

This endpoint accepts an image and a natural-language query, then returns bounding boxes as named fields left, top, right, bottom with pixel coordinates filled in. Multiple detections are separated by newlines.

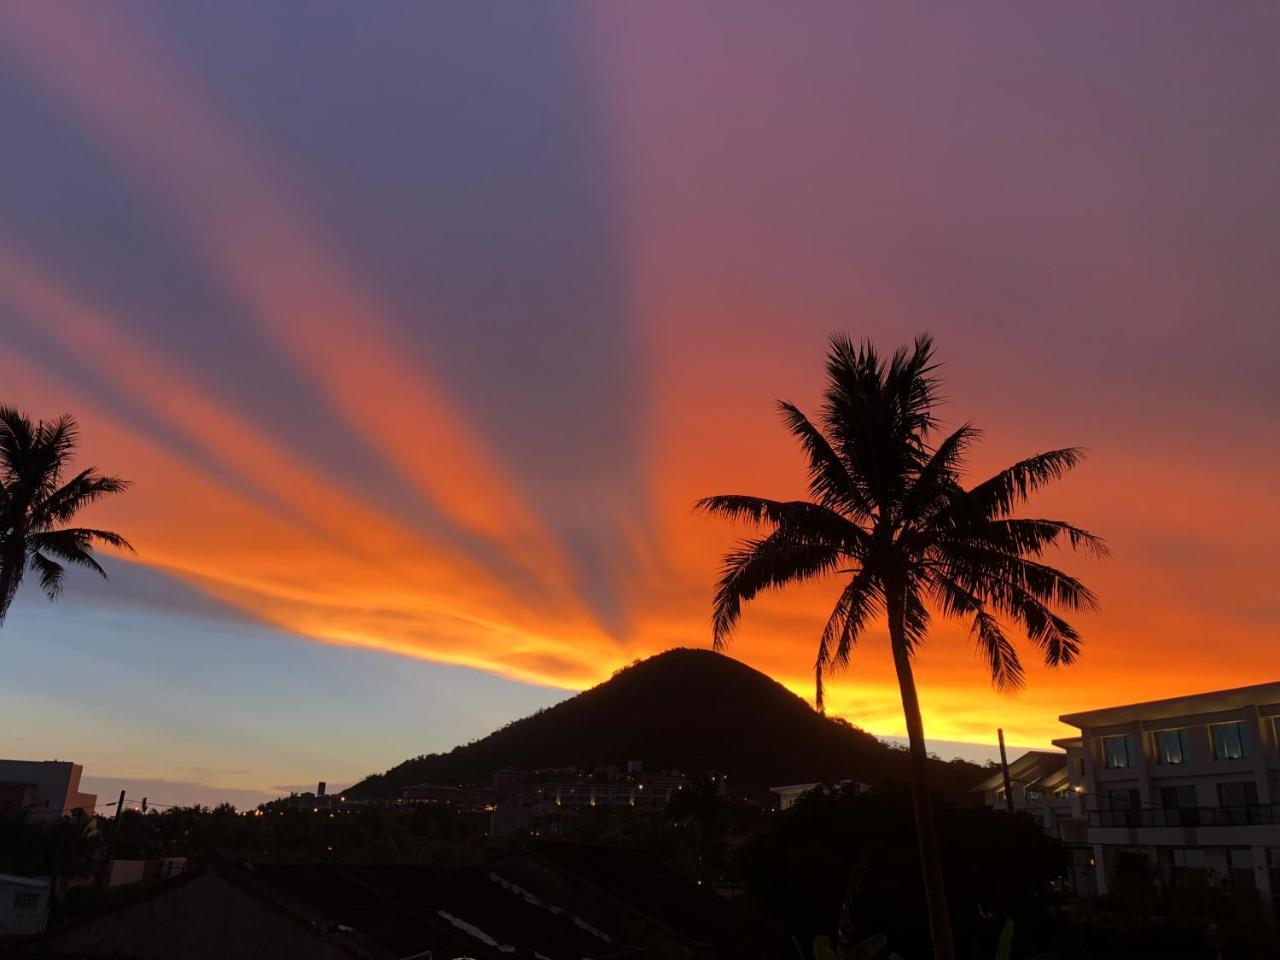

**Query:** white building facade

left=982, top=682, right=1280, bottom=920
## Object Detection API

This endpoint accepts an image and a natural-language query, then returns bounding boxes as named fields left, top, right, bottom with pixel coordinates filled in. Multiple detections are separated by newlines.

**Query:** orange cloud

left=4, top=2, right=1278, bottom=759
left=0, top=2, right=572, bottom=594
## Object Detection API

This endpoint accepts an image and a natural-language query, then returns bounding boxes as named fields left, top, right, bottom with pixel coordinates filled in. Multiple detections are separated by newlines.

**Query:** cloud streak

left=2, top=2, right=1278, bottom=751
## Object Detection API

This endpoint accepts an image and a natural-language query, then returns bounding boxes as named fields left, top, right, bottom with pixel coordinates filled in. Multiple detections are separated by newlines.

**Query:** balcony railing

left=1088, top=803, right=1280, bottom=828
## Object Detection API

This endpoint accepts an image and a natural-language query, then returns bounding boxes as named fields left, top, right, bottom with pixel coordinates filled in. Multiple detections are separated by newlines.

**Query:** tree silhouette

left=696, top=334, right=1105, bottom=960
left=0, top=408, right=131, bottom=623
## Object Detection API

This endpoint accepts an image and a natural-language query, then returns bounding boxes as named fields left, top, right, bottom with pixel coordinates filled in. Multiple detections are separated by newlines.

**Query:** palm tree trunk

left=887, top=581, right=956, bottom=960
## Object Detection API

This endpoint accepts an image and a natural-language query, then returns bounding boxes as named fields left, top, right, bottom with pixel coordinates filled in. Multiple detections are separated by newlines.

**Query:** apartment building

left=972, top=750, right=1077, bottom=836
left=980, top=682, right=1280, bottom=919
left=1059, top=681, right=1280, bottom=915
left=537, top=774, right=691, bottom=810
left=0, top=759, right=97, bottom=820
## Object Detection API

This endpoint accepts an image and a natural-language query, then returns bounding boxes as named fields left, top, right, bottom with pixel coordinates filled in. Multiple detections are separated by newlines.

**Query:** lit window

left=1210, top=721, right=1250, bottom=760
left=1101, top=734, right=1136, bottom=769
left=1154, top=729, right=1192, bottom=765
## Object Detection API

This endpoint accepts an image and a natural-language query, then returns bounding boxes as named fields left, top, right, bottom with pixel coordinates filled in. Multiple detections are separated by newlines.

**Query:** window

left=1172, top=848, right=1207, bottom=869
left=13, top=892, right=39, bottom=909
left=1107, top=787, right=1140, bottom=809
left=1217, top=781, right=1258, bottom=807
left=1227, top=848, right=1254, bottom=870
left=1102, top=734, right=1137, bottom=769
left=1154, top=728, right=1192, bottom=765
left=1026, top=787, right=1043, bottom=802
left=1210, top=721, right=1250, bottom=760
left=1053, top=786, right=1071, bottom=800
left=1160, top=784, right=1197, bottom=809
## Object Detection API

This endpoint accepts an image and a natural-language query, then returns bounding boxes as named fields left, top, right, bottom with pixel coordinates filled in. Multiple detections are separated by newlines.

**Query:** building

left=972, top=751, right=1077, bottom=835
left=1060, top=681, right=1280, bottom=916
left=36, top=850, right=772, bottom=959
left=536, top=772, right=693, bottom=810
left=0, top=872, right=50, bottom=938
left=0, top=760, right=96, bottom=820
left=978, top=682, right=1280, bottom=919
left=768, top=780, right=867, bottom=811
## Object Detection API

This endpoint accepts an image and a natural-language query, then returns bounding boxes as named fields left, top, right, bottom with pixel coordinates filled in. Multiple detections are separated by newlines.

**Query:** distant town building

left=401, top=782, right=494, bottom=811
left=0, top=872, right=49, bottom=937
left=0, top=759, right=96, bottom=820
left=769, top=780, right=867, bottom=811
left=977, top=682, right=1280, bottom=919
left=536, top=772, right=691, bottom=809
left=972, top=751, right=1076, bottom=832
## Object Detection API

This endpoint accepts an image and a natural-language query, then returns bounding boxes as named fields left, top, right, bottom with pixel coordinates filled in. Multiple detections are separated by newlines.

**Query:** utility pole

left=101, top=790, right=126, bottom=887
left=993, top=732, right=1013, bottom=814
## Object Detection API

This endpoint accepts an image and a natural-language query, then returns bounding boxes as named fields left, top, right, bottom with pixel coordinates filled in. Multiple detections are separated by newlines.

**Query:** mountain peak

left=348, top=647, right=979, bottom=798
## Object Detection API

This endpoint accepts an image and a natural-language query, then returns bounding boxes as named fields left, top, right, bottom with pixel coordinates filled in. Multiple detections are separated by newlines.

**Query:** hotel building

left=977, top=682, right=1280, bottom=919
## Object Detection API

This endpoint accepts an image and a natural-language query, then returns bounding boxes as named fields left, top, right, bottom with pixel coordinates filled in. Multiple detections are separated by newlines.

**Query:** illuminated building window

left=1101, top=734, right=1136, bottom=769
left=1153, top=728, right=1192, bottom=765
left=1210, top=721, right=1250, bottom=760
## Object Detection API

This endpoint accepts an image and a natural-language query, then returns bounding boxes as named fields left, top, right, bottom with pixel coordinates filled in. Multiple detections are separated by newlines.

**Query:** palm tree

left=696, top=334, right=1105, bottom=960
left=0, top=407, right=131, bottom=623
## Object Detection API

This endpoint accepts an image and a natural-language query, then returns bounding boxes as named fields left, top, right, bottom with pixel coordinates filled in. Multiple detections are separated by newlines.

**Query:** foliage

left=695, top=333, right=1105, bottom=714
left=0, top=407, right=130, bottom=622
left=740, top=784, right=1066, bottom=958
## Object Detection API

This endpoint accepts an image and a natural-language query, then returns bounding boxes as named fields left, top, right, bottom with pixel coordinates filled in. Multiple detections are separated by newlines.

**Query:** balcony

left=1088, top=803, right=1280, bottom=828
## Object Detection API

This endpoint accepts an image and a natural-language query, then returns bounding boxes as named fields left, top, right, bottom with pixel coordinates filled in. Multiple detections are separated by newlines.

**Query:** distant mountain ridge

left=347, top=648, right=985, bottom=798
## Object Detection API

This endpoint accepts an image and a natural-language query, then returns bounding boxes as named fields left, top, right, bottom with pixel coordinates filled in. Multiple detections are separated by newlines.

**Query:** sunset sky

left=2, top=2, right=1278, bottom=807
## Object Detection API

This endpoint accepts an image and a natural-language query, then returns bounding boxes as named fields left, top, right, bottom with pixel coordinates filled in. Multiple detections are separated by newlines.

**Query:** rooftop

left=1059, top=680, right=1280, bottom=729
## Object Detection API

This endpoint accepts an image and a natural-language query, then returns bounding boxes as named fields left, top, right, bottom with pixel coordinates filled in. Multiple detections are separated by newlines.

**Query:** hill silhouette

left=347, top=648, right=987, bottom=799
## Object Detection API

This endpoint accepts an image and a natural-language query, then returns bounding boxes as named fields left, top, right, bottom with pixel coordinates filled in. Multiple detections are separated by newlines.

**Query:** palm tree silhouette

left=0, top=408, right=131, bottom=624
left=696, top=334, right=1104, bottom=960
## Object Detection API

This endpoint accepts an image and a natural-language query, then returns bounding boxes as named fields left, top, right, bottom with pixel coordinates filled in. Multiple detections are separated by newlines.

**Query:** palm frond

left=776, top=401, right=874, bottom=519
left=711, top=532, right=844, bottom=647
left=901, top=423, right=981, bottom=521
left=26, top=530, right=111, bottom=578
left=972, top=610, right=1025, bottom=691
left=940, top=546, right=1099, bottom=613
left=902, top=583, right=931, bottom=652
left=966, top=449, right=1086, bottom=518
left=971, top=518, right=1108, bottom=561
left=820, top=334, right=941, bottom=515
left=34, top=470, right=131, bottom=527
left=983, top=578, right=1083, bottom=667
left=694, top=495, right=869, bottom=556
left=814, top=568, right=882, bottom=711
left=29, top=551, right=64, bottom=600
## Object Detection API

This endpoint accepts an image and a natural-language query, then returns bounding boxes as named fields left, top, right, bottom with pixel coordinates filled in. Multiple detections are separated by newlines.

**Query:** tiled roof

left=253, top=862, right=638, bottom=960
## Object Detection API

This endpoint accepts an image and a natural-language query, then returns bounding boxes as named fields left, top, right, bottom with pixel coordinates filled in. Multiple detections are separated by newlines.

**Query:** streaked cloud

left=1, top=0, right=1277, bottom=762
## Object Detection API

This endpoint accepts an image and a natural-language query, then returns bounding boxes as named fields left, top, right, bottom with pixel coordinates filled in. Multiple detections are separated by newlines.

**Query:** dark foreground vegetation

left=7, top=781, right=1278, bottom=958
